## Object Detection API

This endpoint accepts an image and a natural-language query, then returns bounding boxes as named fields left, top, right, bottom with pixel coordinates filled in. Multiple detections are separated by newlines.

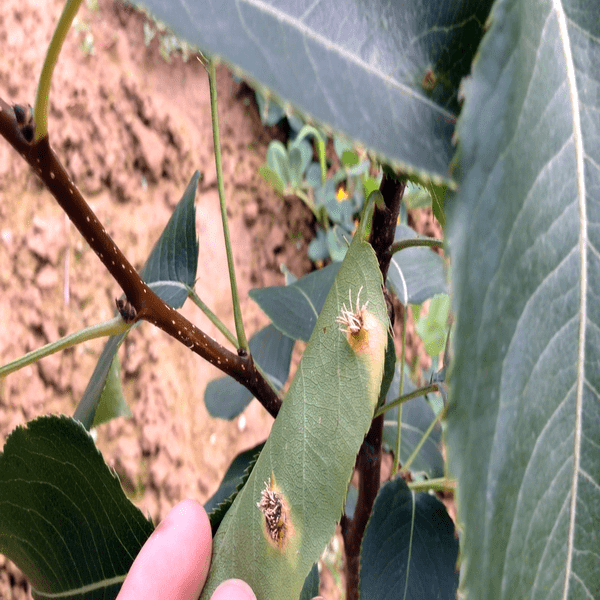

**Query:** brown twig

left=0, top=98, right=281, bottom=418
left=341, top=173, right=405, bottom=600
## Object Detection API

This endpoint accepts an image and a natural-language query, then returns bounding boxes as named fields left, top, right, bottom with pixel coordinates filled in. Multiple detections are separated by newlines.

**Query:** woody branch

left=0, top=97, right=281, bottom=418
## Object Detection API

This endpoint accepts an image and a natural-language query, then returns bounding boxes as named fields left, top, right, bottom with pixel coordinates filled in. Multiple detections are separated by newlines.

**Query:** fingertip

left=210, top=578, right=257, bottom=600
left=117, top=499, right=212, bottom=600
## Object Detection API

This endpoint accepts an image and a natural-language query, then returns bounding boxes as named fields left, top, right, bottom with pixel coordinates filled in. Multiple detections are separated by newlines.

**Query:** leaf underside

left=200, top=236, right=388, bottom=599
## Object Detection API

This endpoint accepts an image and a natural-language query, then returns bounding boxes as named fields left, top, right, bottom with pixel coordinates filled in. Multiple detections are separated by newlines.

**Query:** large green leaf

left=200, top=236, right=388, bottom=599
left=359, top=478, right=458, bottom=600
left=0, top=415, right=154, bottom=599
left=134, top=0, right=494, bottom=183
left=74, top=172, right=201, bottom=429
left=446, top=1, right=600, bottom=598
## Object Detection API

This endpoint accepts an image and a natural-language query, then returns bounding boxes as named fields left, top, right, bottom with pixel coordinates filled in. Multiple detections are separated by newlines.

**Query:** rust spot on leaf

left=257, top=475, right=292, bottom=550
left=336, top=287, right=383, bottom=354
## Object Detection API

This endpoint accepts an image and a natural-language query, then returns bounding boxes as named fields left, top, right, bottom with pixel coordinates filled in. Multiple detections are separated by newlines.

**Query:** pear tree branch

left=0, top=98, right=281, bottom=418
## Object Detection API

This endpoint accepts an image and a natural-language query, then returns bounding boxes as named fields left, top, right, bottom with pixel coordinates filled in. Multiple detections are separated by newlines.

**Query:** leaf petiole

left=0, top=316, right=130, bottom=379
left=390, top=236, right=444, bottom=254
left=407, top=477, right=456, bottom=493
left=374, top=381, right=440, bottom=418
left=186, top=284, right=238, bottom=347
left=34, top=0, right=84, bottom=141
left=207, top=58, right=249, bottom=353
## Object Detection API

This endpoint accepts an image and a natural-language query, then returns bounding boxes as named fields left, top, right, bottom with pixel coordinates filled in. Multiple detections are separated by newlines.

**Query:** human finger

left=117, top=499, right=212, bottom=600
left=210, top=578, right=257, bottom=600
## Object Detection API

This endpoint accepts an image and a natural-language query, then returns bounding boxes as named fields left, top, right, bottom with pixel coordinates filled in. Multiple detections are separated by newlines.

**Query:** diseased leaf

left=200, top=236, right=388, bottom=599
left=446, top=1, right=600, bottom=597
left=0, top=416, right=154, bottom=599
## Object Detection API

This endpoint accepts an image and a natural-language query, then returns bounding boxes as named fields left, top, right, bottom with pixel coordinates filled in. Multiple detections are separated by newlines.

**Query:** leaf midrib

left=554, top=1, right=586, bottom=597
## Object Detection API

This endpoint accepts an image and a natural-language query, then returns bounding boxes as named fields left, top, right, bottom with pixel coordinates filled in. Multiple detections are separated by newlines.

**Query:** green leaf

left=403, top=181, right=432, bottom=210
left=288, top=145, right=304, bottom=189
left=359, top=478, right=458, bottom=600
left=299, top=563, right=319, bottom=600
left=249, top=261, right=341, bottom=341
left=428, top=181, right=446, bottom=229
left=204, top=325, right=294, bottom=420
left=92, top=353, right=132, bottom=427
left=205, top=442, right=265, bottom=516
left=266, top=140, right=291, bottom=186
left=254, top=90, right=286, bottom=125
left=377, top=331, right=397, bottom=409
left=388, top=225, right=448, bottom=305
left=138, top=170, right=200, bottom=288
left=415, top=293, right=450, bottom=357
left=446, top=2, right=600, bottom=598
left=207, top=446, right=263, bottom=537
left=74, top=172, right=200, bottom=429
left=259, top=164, right=285, bottom=195
left=134, top=0, right=494, bottom=184
left=0, top=415, right=154, bottom=599
left=327, top=225, right=350, bottom=262
left=307, top=229, right=329, bottom=262
left=382, top=365, right=444, bottom=477
left=289, top=137, right=312, bottom=185
left=200, top=236, right=388, bottom=599
left=362, top=175, right=382, bottom=200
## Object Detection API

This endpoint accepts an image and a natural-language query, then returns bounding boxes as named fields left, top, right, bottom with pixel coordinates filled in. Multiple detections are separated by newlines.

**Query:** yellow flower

left=336, top=186, right=349, bottom=202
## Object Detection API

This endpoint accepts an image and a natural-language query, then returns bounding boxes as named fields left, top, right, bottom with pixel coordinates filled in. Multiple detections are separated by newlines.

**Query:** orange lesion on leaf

left=336, top=286, right=386, bottom=356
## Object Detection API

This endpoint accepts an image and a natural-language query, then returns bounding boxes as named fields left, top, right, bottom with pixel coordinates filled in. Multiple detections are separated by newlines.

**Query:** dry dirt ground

left=0, top=1, right=442, bottom=598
